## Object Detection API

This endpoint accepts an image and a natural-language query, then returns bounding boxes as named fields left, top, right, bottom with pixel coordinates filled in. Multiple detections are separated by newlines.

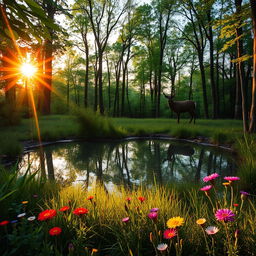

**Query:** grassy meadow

left=0, top=112, right=256, bottom=255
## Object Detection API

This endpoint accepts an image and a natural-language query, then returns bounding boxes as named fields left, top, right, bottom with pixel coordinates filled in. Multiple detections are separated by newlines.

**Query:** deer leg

left=189, top=113, right=193, bottom=123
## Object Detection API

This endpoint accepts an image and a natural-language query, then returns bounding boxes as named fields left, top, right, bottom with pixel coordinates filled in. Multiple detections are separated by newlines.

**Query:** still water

left=19, top=139, right=236, bottom=189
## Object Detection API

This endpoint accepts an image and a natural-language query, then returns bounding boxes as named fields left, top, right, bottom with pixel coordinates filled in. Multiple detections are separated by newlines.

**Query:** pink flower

left=205, top=226, right=219, bottom=235
left=200, top=185, right=212, bottom=191
left=240, top=191, right=249, bottom=196
left=163, top=228, right=177, bottom=239
left=122, top=217, right=130, bottom=223
left=203, top=173, right=219, bottom=182
left=150, top=208, right=159, bottom=212
left=224, top=176, right=240, bottom=182
left=215, top=209, right=235, bottom=222
left=157, top=243, right=168, bottom=251
left=148, top=212, right=158, bottom=220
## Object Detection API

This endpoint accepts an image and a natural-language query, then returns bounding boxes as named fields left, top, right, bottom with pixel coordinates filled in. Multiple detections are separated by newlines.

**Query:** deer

left=163, top=91, right=196, bottom=124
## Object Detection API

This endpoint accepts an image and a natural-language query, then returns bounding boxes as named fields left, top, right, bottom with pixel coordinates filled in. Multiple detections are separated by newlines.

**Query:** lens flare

left=20, top=62, right=37, bottom=78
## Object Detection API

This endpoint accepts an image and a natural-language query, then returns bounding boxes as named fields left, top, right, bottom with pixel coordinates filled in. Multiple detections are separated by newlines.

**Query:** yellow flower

left=222, top=182, right=230, bottom=186
left=22, top=201, right=28, bottom=204
left=167, top=216, right=184, bottom=228
left=92, top=249, right=98, bottom=253
left=196, top=218, right=206, bottom=225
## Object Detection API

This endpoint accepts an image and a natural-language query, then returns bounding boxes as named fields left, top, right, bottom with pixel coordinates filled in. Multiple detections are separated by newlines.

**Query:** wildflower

left=33, top=194, right=38, bottom=198
left=150, top=208, right=159, bottom=212
left=92, top=248, right=98, bottom=252
left=49, top=227, right=62, bottom=236
left=148, top=212, right=158, bottom=220
left=0, top=220, right=9, bottom=226
left=87, top=195, right=94, bottom=201
left=22, top=201, right=28, bottom=204
left=222, top=182, right=230, bottom=186
left=59, top=206, right=70, bottom=212
left=215, top=209, right=235, bottom=222
left=240, top=191, right=249, bottom=196
left=205, top=226, right=219, bottom=235
left=200, top=185, right=213, bottom=191
left=17, top=213, right=26, bottom=218
left=235, top=229, right=239, bottom=238
left=126, top=197, right=132, bottom=201
left=27, top=216, right=36, bottom=221
left=122, top=217, right=130, bottom=223
left=73, top=207, right=89, bottom=216
left=233, top=203, right=239, bottom=207
left=196, top=218, right=206, bottom=225
left=203, top=173, right=219, bottom=182
left=163, top=228, right=177, bottom=239
left=157, top=243, right=168, bottom=251
left=11, top=220, right=18, bottom=224
left=38, top=209, right=57, bottom=221
left=240, top=191, right=249, bottom=200
left=224, top=176, right=240, bottom=182
left=138, top=196, right=146, bottom=203
left=167, top=216, right=184, bottom=228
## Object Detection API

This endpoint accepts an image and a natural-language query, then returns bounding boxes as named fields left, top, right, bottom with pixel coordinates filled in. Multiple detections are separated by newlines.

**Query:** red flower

left=59, top=206, right=70, bottom=212
left=73, top=207, right=89, bottom=216
left=233, top=203, right=239, bottom=207
left=38, top=209, right=57, bottom=221
left=87, top=196, right=94, bottom=200
left=0, top=220, right=9, bottom=226
left=163, top=229, right=177, bottom=239
left=126, top=197, right=132, bottom=201
left=49, top=227, right=62, bottom=236
left=138, top=196, right=146, bottom=203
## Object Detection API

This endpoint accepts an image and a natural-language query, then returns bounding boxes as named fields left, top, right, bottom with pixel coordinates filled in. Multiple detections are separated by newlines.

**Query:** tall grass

left=0, top=168, right=255, bottom=255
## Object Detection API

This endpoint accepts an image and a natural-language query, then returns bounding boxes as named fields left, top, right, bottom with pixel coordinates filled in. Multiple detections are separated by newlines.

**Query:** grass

left=0, top=114, right=244, bottom=159
left=0, top=168, right=255, bottom=255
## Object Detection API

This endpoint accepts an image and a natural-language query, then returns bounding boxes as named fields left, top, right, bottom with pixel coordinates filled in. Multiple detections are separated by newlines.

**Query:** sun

left=20, top=62, right=37, bottom=78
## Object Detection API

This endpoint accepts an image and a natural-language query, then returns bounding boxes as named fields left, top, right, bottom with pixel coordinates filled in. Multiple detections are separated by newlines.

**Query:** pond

left=19, top=139, right=236, bottom=189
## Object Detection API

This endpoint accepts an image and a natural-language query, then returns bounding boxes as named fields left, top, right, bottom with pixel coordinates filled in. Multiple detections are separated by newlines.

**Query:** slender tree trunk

left=198, top=51, right=209, bottom=118
left=235, top=0, right=248, bottom=132
left=84, top=40, right=89, bottom=108
left=207, top=11, right=218, bottom=118
left=249, top=0, right=256, bottom=132
left=98, top=51, right=104, bottom=114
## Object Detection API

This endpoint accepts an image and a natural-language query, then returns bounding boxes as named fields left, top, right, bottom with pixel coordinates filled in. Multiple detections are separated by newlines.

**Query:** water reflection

left=19, top=140, right=236, bottom=188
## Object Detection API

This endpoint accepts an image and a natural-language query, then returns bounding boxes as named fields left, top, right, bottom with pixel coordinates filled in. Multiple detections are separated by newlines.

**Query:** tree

left=78, top=0, right=129, bottom=115
left=249, top=0, right=256, bottom=133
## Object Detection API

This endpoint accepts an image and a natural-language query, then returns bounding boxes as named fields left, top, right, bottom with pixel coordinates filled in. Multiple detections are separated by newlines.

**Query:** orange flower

left=38, top=209, right=57, bottom=221
left=49, top=227, right=62, bottom=236
left=87, top=196, right=94, bottom=200
left=73, top=207, right=89, bottom=216
left=196, top=218, right=206, bottom=225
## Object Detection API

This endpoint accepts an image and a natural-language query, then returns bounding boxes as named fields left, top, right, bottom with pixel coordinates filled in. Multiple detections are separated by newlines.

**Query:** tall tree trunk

left=198, top=51, right=209, bottom=118
left=98, top=51, right=104, bottom=114
left=235, top=0, right=248, bottom=132
left=249, top=0, right=256, bottom=132
left=84, top=40, right=89, bottom=108
left=207, top=10, right=218, bottom=118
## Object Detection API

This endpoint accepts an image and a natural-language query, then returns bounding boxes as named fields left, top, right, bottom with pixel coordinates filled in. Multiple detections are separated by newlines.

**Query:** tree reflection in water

left=19, top=140, right=236, bottom=189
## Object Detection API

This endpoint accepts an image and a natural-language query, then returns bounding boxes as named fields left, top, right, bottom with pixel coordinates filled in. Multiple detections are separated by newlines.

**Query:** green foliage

left=0, top=102, right=21, bottom=126
left=75, top=109, right=125, bottom=139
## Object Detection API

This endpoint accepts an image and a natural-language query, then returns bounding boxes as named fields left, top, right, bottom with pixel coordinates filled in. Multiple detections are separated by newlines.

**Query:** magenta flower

left=224, top=176, right=240, bottom=182
left=150, top=208, right=159, bottom=212
left=200, top=185, right=213, bottom=191
left=122, top=217, right=130, bottom=223
left=203, top=173, right=219, bottom=182
left=148, top=212, right=158, bottom=220
left=240, top=191, right=249, bottom=196
left=215, top=209, right=235, bottom=222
